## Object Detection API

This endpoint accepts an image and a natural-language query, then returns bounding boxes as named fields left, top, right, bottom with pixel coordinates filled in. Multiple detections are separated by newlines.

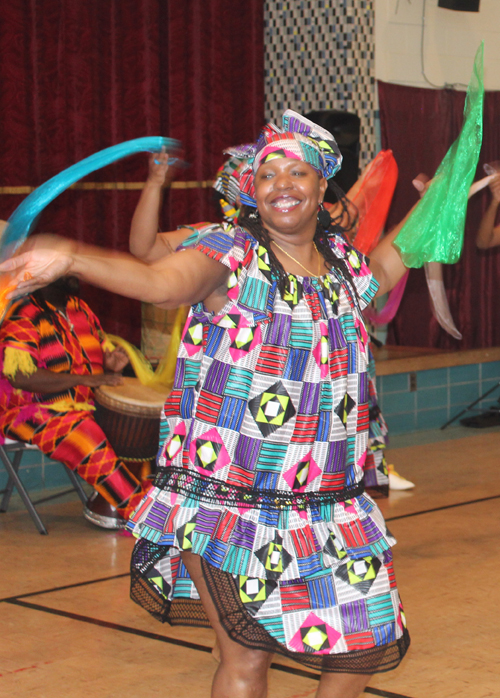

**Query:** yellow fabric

left=106, top=305, right=187, bottom=392
left=101, top=337, right=115, bottom=352
left=42, top=399, right=96, bottom=412
left=3, top=347, right=37, bottom=379
left=2, top=350, right=94, bottom=411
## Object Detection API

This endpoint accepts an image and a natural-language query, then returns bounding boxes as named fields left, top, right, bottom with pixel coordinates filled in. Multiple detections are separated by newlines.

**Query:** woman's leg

left=180, top=550, right=274, bottom=698
left=2, top=407, right=146, bottom=518
left=316, top=671, right=372, bottom=698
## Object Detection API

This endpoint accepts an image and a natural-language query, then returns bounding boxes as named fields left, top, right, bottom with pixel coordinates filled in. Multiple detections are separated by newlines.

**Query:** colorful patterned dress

left=129, top=224, right=410, bottom=673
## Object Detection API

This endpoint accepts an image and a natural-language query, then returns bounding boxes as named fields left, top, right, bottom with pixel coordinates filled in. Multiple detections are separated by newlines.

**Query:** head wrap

left=212, top=155, right=248, bottom=222
left=226, top=110, right=342, bottom=208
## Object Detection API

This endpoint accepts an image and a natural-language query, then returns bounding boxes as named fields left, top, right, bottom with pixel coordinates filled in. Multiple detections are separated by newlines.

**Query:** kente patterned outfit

left=128, top=224, right=410, bottom=672
left=0, top=295, right=146, bottom=519
left=215, top=143, right=390, bottom=495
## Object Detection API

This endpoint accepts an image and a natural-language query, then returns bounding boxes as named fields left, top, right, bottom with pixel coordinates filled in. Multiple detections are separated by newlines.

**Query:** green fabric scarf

left=394, top=42, right=484, bottom=267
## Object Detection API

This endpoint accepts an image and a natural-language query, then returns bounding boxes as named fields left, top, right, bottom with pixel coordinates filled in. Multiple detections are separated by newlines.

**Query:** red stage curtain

left=378, top=80, right=500, bottom=350
left=0, top=1, right=264, bottom=343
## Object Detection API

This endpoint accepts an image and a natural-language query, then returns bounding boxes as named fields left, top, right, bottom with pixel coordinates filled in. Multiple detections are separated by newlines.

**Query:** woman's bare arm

left=153, top=228, right=197, bottom=258
left=0, top=242, right=230, bottom=309
left=369, top=221, right=410, bottom=298
left=369, top=173, right=431, bottom=297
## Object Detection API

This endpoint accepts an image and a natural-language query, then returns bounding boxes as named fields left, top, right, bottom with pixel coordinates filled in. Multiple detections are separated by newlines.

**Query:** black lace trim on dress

left=130, top=538, right=211, bottom=628
left=154, top=466, right=365, bottom=510
left=130, top=540, right=410, bottom=674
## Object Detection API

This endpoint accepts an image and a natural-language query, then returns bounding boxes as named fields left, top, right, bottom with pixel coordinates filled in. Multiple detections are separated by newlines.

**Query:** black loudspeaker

left=304, top=110, right=360, bottom=203
left=438, top=0, right=480, bottom=11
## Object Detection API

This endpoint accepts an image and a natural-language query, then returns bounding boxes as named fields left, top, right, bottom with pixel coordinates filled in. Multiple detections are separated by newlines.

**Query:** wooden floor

left=2, top=426, right=500, bottom=698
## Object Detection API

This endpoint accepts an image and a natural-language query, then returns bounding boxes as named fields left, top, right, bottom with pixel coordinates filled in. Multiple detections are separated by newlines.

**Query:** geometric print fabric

left=131, top=490, right=405, bottom=661
left=0, top=404, right=146, bottom=519
left=157, top=225, right=379, bottom=507
left=0, top=296, right=149, bottom=519
left=129, top=223, right=407, bottom=664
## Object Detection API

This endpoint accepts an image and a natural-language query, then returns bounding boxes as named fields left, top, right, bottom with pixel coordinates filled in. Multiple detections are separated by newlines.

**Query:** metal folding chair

left=0, top=438, right=88, bottom=534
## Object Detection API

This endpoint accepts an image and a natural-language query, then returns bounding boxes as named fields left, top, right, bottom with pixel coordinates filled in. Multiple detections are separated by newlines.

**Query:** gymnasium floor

left=1, top=425, right=499, bottom=698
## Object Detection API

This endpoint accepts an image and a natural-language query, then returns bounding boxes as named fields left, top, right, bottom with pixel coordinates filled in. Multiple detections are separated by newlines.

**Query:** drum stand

left=440, top=380, right=500, bottom=430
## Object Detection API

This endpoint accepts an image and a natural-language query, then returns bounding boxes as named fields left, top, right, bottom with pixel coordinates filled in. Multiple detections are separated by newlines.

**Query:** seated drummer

left=0, top=276, right=151, bottom=528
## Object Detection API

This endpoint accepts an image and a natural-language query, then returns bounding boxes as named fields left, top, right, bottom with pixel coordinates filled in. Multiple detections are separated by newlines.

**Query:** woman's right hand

left=80, top=373, right=123, bottom=388
left=0, top=248, right=74, bottom=298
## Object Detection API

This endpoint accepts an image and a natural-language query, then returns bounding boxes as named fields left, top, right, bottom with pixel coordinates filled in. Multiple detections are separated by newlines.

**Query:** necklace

left=271, top=240, right=322, bottom=277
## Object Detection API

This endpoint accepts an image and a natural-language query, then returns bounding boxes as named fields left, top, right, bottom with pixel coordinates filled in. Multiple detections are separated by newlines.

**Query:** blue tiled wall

left=0, top=449, right=64, bottom=494
left=3, top=359, right=500, bottom=493
left=377, top=361, right=500, bottom=435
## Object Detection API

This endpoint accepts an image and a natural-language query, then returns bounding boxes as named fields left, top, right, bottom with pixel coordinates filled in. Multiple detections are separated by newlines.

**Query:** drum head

left=95, top=377, right=170, bottom=417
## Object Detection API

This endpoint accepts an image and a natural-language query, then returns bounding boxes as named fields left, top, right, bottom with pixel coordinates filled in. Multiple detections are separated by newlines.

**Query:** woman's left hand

left=412, top=173, right=431, bottom=199
left=103, top=345, right=129, bottom=373
left=0, top=248, right=74, bottom=298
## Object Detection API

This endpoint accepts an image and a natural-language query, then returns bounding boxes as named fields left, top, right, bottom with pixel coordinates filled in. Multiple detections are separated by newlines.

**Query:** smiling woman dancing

left=1, top=112, right=413, bottom=698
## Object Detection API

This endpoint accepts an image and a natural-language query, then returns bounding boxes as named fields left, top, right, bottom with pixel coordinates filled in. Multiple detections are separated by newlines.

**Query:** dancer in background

left=129, top=150, right=247, bottom=265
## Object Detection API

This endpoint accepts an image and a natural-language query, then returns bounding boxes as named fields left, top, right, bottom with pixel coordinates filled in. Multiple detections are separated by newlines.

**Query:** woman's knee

left=219, top=644, right=271, bottom=679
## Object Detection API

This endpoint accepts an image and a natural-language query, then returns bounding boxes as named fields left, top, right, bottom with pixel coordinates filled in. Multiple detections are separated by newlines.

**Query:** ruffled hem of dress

left=127, top=484, right=396, bottom=581
left=129, top=551, right=410, bottom=674
left=202, top=557, right=410, bottom=674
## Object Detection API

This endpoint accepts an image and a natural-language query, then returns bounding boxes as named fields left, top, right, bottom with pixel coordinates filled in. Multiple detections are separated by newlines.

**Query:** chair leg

left=64, top=466, right=88, bottom=505
left=0, top=449, right=22, bottom=512
left=0, top=447, right=48, bottom=534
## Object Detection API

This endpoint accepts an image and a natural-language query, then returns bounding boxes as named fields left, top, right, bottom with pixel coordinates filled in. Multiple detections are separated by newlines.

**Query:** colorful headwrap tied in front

left=212, top=154, right=249, bottom=222
left=227, top=110, right=342, bottom=208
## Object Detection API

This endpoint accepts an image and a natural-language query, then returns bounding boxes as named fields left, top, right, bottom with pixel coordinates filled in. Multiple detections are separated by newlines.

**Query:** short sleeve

left=331, top=235, right=379, bottom=311
left=179, top=224, right=270, bottom=327
left=179, top=223, right=248, bottom=273
left=176, top=223, right=231, bottom=253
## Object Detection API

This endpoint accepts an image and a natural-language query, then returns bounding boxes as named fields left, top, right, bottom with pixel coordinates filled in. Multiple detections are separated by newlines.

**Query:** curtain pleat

left=0, top=1, right=264, bottom=343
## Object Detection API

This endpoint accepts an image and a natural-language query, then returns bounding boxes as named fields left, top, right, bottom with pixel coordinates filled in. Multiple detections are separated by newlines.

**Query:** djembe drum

left=83, top=377, right=170, bottom=529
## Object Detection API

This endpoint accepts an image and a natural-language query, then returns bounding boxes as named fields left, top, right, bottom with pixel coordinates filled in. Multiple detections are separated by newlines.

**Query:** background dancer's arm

left=129, top=151, right=191, bottom=262
left=476, top=176, right=500, bottom=249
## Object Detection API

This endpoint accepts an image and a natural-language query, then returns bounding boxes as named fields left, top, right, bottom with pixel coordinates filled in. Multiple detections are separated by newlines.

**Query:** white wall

left=375, top=0, right=500, bottom=89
